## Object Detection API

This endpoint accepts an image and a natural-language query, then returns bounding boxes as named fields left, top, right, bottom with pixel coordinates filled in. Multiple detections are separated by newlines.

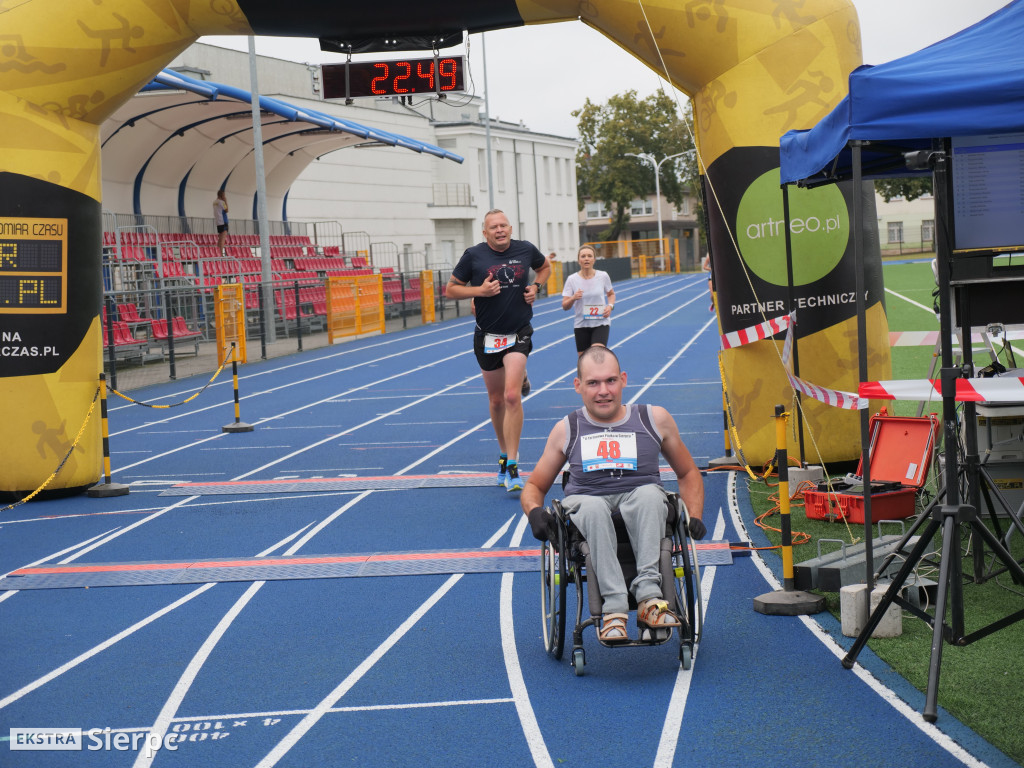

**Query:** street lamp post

left=625, top=151, right=689, bottom=255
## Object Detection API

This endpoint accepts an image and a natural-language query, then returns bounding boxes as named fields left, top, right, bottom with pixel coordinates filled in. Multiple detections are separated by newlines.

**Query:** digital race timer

left=322, top=56, right=465, bottom=100
left=0, top=217, right=67, bottom=314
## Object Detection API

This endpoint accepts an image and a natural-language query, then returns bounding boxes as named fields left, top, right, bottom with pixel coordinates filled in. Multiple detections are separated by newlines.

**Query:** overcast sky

left=200, top=0, right=1010, bottom=138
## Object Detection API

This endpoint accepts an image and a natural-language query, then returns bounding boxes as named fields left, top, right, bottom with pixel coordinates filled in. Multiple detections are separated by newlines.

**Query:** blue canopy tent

left=777, top=0, right=1024, bottom=726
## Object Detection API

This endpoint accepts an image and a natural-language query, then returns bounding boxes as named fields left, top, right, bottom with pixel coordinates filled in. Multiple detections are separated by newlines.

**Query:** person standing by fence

left=213, top=189, right=229, bottom=256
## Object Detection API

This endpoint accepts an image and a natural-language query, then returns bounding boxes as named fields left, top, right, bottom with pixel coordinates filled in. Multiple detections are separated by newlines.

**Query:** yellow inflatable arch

left=0, top=0, right=889, bottom=495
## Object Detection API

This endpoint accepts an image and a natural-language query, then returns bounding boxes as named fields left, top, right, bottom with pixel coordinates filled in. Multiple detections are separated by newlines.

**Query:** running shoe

left=521, top=375, right=531, bottom=396
left=496, top=455, right=508, bottom=486
left=504, top=463, right=523, bottom=492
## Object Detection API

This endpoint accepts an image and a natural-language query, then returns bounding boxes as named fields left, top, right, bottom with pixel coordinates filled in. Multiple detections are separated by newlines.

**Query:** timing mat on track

left=159, top=469, right=681, bottom=495
left=0, top=542, right=733, bottom=590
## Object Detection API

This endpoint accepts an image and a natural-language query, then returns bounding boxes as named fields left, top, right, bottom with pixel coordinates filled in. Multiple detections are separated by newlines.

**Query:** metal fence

left=100, top=267, right=470, bottom=392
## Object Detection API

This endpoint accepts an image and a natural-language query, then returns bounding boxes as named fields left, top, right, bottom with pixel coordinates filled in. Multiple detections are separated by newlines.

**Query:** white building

left=874, top=191, right=935, bottom=256
left=165, top=43, right=579, bottom=269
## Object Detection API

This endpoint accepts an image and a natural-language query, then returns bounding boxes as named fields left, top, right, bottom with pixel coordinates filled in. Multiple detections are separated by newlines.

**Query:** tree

left=574, top=90, right=697, bottom=241
left=875, top=177, right=932, bottom=202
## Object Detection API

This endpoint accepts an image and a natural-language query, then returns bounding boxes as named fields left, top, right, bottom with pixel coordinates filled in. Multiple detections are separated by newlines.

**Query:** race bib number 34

left=581, top=431, right=638, bottom=472
left=484, top=333, right=513, bottom=354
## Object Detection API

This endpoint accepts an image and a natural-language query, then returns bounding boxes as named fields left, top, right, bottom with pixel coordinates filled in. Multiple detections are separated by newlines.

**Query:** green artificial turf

left=744, top=257, right=1024, bottom=764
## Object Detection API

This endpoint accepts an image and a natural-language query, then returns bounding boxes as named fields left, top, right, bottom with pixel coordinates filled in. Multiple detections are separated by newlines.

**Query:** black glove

left=687, top=517, right=707, bottom=541
left=528, top=507, right=557, bottom=542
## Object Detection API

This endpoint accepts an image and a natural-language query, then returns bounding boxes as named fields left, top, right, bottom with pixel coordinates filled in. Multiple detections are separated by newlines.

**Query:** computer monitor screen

left=951, top=133, right=1024, bottom=253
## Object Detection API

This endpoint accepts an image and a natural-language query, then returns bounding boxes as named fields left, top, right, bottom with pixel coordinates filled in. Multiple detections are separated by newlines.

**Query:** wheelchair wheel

left=540, top=535, right=566, bottom=659
left=679, top=643, right=692, bottom=670
left=671, top=506, right=702, bottom=649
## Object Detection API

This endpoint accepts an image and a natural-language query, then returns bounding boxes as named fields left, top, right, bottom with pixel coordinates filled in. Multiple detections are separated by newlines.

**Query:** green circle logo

left=736, top=169, right=849, bottom=286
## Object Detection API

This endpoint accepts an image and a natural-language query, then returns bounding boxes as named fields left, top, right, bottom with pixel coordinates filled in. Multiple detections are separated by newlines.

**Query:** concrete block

left=786, top=465, right=825, bottom=488
left=840, top=584, right=868, bottom=637
left=840, top=583, right=904, bottom=638
left=870, top=585, right=903, bottom=638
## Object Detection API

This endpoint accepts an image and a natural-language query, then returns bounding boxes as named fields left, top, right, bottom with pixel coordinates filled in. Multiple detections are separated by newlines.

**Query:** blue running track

left=0, top=274, right=1016, bottom=767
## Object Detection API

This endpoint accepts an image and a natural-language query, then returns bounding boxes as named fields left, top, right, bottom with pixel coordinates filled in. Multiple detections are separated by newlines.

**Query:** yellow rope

left=110, top=345, right=233, bottom=408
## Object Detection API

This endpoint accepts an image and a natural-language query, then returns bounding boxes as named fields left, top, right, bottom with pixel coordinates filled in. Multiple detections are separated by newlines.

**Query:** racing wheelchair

left=539, top=491, right=702, bottom=675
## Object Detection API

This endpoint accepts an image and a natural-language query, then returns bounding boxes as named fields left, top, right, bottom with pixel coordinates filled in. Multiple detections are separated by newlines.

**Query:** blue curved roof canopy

left=101, top=68, right=462, bottom=219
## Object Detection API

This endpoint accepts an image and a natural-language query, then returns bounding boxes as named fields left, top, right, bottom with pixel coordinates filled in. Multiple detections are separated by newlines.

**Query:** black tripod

left=842, top=145, right=1024, bottom=722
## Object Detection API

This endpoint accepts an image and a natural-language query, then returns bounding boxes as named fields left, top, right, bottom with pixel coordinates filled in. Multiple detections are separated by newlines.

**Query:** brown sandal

left=637, top=599, right=681, bottom=630
left=598, top=613, right=630, bottom=644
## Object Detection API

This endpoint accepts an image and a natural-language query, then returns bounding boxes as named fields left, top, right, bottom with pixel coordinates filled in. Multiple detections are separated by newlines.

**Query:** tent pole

left=780, top=185, right=805, bottom=464
left=851, top=141, right=874, bottom=603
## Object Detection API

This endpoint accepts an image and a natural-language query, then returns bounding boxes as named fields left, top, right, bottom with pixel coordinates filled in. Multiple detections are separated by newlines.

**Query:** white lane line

left=254, top=518, right=517, bottom=768
left=11, top=277, right=699, bottom=755
left=253, top=575, right=465, bottom=768
left=0, top=527, right=122, bottom=604
left=653, top=509, right=724, bottom=768
left=55, top=496, right=198, bottom=564
left=113, top=277, right=686, bottom=445
left=130, top=518, right=326, bottom=768
left=394, top=281, right=704, bottom=478
left=627, top=313, right=719, bottom=404
left=132, top=580, right=265, bottom=768
left=0, top=583, right=217, bottom=711
left=503, top=513, right=554, bottom=768
left=724, top=472, right=990, bottom=768
left=884, top=286, right=936, bottom=314
left=108, top=276, right=677, bottom=419
left=107, top=317, right=479, bottom=413
left=0, top=523, right=314, bottom=713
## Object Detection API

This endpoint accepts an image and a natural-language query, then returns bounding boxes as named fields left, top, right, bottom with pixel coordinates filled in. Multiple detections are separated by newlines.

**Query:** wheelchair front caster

left=571, top=648, right=585, bottom=676
left=680, top=644, right=692, bottom=670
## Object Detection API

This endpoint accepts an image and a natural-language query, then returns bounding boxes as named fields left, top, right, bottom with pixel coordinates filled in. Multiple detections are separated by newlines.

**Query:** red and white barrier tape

left=860, top=377, right=1024, bottom=402
left=788, top=370, right=868, bottom=410
left=720, top=313, right=791, bottom=350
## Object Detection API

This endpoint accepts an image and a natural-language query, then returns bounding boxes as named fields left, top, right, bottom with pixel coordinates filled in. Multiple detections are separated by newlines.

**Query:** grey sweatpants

left=562, top=484, right=668, bottom=615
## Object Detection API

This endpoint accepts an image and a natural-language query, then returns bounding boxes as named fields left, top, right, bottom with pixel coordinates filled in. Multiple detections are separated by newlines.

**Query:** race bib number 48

left=484, top=333, right=513, bottom=353
left=581, top=431, right=638, bottom=472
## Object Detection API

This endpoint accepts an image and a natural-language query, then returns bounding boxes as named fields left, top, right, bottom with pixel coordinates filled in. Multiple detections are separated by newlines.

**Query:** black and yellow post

left=87, top=374, right=130, bottom=498
left=753, top=405, right=826, bottom=615
left=222, top=343, right=254, bottom=434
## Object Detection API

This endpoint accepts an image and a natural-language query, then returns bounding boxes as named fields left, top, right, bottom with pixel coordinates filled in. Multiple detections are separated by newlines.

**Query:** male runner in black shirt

left=447, top=210, right=550, bottom=492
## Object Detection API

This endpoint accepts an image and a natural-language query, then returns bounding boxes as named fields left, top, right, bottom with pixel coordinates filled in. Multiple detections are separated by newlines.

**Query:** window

left=516, top=154, right=524, bottom=194
left=546, top=222, right=553, bottom=248
left=922, top=219, right=935, bottom=242
left=888, top=221, right=904, bottom=244
left=585, top=201, right=609, bottom=219
left=564, top=159, right=572, bottom=194
left=496, top=150, right=506, bottom=192
left=558, top=222, right=565, bottom=249
left=631, top=198, right=653, bottom=216
left=478, top=149, right=486, bottom=192
left=544, top=157, right=551, bottom=193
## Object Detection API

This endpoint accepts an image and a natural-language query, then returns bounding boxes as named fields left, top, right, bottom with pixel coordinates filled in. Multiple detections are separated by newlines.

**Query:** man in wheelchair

left=520, top=346, right=705, bottom=644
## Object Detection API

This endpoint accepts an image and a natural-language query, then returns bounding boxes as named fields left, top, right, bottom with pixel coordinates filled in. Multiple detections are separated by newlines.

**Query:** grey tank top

left=562, top=404, right=663, bottom=496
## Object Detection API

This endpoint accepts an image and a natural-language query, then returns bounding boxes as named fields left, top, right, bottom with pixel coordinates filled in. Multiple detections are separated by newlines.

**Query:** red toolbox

left=803, top=412, right=939, bottom=524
